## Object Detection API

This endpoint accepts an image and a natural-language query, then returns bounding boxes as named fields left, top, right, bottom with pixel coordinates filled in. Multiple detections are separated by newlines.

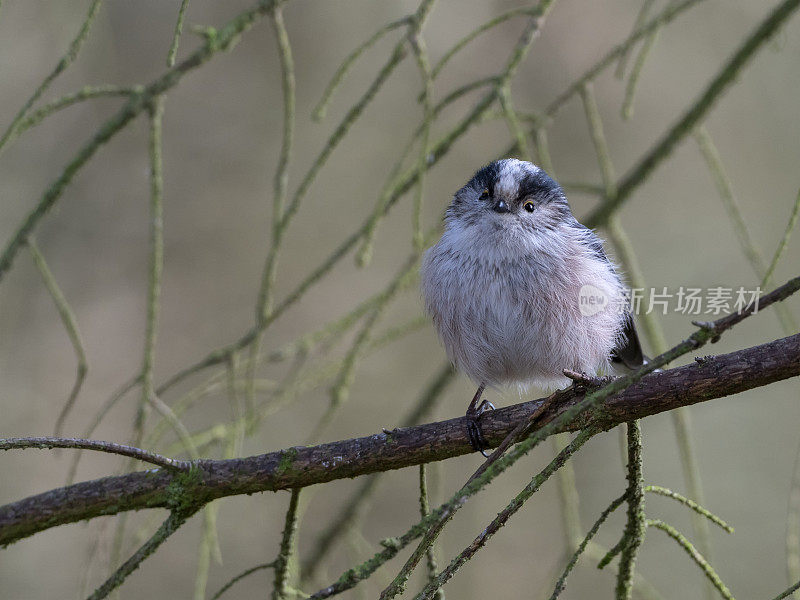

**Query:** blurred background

left=1, top=0, right=800, bottom=598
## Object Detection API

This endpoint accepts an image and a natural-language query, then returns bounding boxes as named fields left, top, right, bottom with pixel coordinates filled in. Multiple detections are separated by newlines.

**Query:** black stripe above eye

left=470, top=162, right=500, bottom=196
left=516, top=169, right=561, bottom=201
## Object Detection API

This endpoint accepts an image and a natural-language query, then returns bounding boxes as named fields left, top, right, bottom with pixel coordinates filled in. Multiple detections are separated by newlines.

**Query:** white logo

left=578, top=284, right=608, bottom=317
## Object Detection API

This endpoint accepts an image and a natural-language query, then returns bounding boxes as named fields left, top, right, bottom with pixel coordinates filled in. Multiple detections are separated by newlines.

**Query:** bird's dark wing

left=611, top=311, right=644, bottom=369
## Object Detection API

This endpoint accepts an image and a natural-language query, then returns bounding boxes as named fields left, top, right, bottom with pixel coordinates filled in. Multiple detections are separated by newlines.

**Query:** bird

left=421, top=158, right=643, bottom=455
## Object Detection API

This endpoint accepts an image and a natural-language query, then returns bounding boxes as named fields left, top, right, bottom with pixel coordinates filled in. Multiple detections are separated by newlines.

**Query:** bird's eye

left=523, top=200, right=535, bottom=212
left=480, top=188, right=490, bottom=200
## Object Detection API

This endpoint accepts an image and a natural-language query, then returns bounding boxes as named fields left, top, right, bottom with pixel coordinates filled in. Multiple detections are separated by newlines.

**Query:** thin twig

left=615, top=0, right=656, bottom=78
left=299, top=364, right=454, bottom=585
left=255, top=2, right=296, bottom=325
left=167, top=0, right=191, bottom=67
left=312, top=17, right=410, bottom=121
left=620, top=8, right=663, bottom=120
left=328, top=251, right=421, bottom=411
left=543, top=0, right=705, bottom=119
left=0, top=436, right=188, bottom=470
left=26, top=239, right=88, bottom=436
left=247, top=1, right=298, bottom=421
left=0, top=0, right=104, bottom=154
left=109, top=100, right=171, bottom=569
left=430, top=6, right=538, bottom=79
left=615, top=421, right=646, bottom=600
left=15, top=85, right=137, bottom=137
left=412, top=428, right=595, bottom=600
left=549, top=493, right=627, bottom=600
left=66, top=375, right=142, bottom=484
left=763, top=188, right=800, bottom=289
left=167, top=315, right=428, bottom=457
left=693, top=126, right=767, bottom=273
left=211, top=563, right=276, bottom=600
left=645, top=485, right=733, bottom=533
left=533, top=126, right=555, bottom=175
left=136, top=95, right=166, bottom=448
left=646, top=519, right=734, bottom=600
left=771, top=579, right=800, bottom=600
left=408, top=11, right=435, bottom=251
left=273, top=489, right=302, bottom=600
left=194, top=503, right=222, bottom=600
left=418, top=464, right=443, bottom=600
left=585, top=0, right=800, bottom=227
left=0, top=0, right=278, bottom=282
left=86, top=509, right=197, bottom=600
left=694, top=126, right=798, bottom=340
left=498, top=84, right=532, bottom=161
left=551, top=432, right=583, bottom=550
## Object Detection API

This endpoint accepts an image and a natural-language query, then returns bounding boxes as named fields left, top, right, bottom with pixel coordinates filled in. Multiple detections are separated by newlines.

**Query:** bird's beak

left=492, top=199, right=511, bottom=213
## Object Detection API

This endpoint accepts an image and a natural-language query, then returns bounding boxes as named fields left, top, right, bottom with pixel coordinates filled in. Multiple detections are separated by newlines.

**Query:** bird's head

left=445, top=159, right=573, bottom=241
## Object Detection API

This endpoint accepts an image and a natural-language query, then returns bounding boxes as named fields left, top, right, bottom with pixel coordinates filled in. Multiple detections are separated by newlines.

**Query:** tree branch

left=1, top=330, right=799, bottom=547
left=584, top=0, right=800, bottom=228
left=0, top=0, right=277, bottom=283
left=0, top=437, right=188, bottom=471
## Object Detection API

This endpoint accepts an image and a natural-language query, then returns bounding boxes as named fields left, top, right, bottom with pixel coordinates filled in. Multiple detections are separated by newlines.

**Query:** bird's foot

left=465, top=399, right=495, bottom=457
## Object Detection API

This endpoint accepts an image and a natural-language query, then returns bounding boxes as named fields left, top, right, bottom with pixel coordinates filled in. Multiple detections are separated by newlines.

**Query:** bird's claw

left=476, top=399, right=495, bottom=414
left=465, top=400, right=495, bottom=457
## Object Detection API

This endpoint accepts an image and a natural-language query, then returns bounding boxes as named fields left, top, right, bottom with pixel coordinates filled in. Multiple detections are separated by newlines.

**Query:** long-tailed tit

left=421, top=159, right=643, bottom=454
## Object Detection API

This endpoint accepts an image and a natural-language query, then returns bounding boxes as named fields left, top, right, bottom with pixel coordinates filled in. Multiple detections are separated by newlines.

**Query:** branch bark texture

left=1, top=332, right=798, bottom=547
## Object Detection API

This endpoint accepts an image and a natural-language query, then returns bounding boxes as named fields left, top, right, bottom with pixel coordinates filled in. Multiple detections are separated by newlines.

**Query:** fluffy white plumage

left=421, top=159, right=630, bottom=390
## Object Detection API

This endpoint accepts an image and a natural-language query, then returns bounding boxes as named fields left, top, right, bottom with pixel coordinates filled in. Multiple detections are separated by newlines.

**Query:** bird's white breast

left=421, top=222, right=626, bottom=390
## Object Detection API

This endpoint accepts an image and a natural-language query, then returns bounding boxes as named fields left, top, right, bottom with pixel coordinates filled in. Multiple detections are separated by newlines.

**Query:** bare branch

left=771, top=579, right=800, bottom=600
left=272, top=489, right=301, bottom=600
left=26, top=238, right=88, bottom=436
left=1, top=329, right=799, bottom=547
left=615, top=421, right=646, bottom=600
left=646, top=519, right=733, bottom=600
left=86, top=509, right=197, bottom=600
left=211, top=563, right=276, bottom=600
left=0, top=437, right=188, bottom=471
left=585, top=0, right=800, bottom=228
left=412, top=428, right=594, bottom=600
left=0, top=0, right=278, bottom=283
